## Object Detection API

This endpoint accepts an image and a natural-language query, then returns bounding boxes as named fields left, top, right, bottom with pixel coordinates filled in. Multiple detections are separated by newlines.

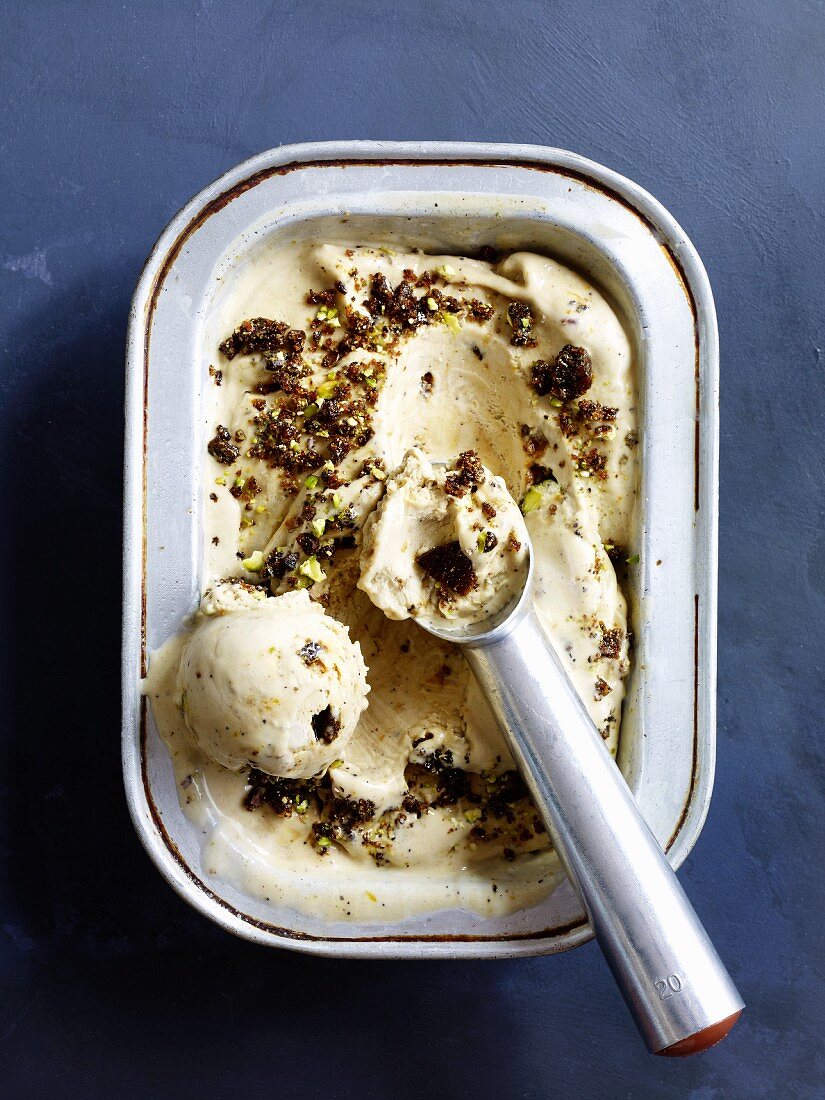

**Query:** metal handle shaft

left=465, top=609, right=743, bottom=1055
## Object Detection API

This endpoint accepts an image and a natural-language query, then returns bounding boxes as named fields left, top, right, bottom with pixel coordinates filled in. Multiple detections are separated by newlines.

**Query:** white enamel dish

left=122, top=141, right=718, bottom=958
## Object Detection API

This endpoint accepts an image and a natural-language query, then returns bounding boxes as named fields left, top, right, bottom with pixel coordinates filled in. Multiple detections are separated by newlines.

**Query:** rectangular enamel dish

left=122, top=141, right=718, bottom=958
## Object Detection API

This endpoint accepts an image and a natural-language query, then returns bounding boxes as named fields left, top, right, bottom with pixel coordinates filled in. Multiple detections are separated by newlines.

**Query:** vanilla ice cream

left=176, top=587, right=369, bottom=778
left=359, top=448, right=529, bottom=628
left=144, top=239, right=636, bottom=923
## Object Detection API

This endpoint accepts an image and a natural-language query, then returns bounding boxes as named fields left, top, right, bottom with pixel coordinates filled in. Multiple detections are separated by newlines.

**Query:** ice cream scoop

left=417, top=543, right=744, bottom=1056
left=177, top=588, right=369, bottom=779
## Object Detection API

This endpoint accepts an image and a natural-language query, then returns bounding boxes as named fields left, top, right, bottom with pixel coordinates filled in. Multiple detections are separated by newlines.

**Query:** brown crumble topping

left=311, top=705, right=341, bottom=744
left=507, top=301, right=538, bottom=347
left=229, top=475, right=260, bottom=501
left=467, top=299, right=494, bottom=323
left=417, top=541, right=477, bottom=597
left=445, top=449, right=485, bottom=497
left=575, top=447, right=608, bottom=480
left=521, top=427, right=548, bottom=458
left=578, top=399, right=617, bottom=422
left=597, top=624, right=623, bottom=660
left=207, top=425, right=240, bottom=465
left=595, top=677, right=612, bottom=698
left=531, top=344, right=593, bottom=401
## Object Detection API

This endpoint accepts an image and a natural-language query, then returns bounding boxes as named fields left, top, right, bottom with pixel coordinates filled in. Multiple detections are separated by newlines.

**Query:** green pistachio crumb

left=298, top=555, right=326, bottom=584
left=521, top=486, right=543, bottom=514
left=241, top=550, right=264, bottom=572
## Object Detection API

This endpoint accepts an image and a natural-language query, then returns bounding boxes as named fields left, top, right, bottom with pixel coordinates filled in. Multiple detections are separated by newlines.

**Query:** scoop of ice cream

left=358, top=448, right=529, bottom=629
left=176, top=588, right=369, bottom=778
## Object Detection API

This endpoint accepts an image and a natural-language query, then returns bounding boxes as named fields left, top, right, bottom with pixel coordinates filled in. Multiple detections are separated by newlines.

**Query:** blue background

left=1, top=1, right=823, bottom=1096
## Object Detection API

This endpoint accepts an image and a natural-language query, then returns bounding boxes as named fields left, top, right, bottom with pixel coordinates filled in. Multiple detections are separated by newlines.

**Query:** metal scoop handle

left=464, top=608, right=743, bottom=1055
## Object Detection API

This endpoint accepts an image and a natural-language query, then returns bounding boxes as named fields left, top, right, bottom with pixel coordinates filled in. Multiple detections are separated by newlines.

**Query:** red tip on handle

left=656, top=1010, right=742, bottom=1057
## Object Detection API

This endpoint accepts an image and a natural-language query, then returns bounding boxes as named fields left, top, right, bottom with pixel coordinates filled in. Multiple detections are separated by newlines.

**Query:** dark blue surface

left=2, top=2, right=823, bottom=1096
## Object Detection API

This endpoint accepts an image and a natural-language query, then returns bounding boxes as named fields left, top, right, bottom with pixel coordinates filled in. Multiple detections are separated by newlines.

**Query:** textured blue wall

left=1, top=1, right=823, bottom=1096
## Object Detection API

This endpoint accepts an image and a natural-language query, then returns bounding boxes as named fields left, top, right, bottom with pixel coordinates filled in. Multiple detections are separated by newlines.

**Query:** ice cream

left=359, top=448, right=529, bottom=629
left=143, top=239, right=636, bottom=923
left=176, top=586, right=369, bottom=778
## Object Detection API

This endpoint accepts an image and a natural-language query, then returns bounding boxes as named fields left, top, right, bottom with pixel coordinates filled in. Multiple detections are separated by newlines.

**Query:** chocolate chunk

left=417, top=541, right=477, bottom=596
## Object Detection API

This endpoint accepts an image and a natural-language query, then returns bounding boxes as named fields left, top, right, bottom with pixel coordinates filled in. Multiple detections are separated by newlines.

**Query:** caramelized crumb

left=597, top=624, right=623, bottom=660
left=207, top=425, right=240, bottom=465
left=531, top=344, right=593, bottom=401
left=311, top=705, right=341, bottom=744
left=417, top=541, right=477, bottom=596
left=507, top=301, right=538, bottom=347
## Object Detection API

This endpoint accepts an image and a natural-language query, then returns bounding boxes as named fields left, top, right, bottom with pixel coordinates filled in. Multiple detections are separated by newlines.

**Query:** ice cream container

left=122, top=141, right=718, bottom=958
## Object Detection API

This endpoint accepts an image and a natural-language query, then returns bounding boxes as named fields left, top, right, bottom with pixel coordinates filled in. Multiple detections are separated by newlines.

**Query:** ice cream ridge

left=144, top=241, right=636, bottom=922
